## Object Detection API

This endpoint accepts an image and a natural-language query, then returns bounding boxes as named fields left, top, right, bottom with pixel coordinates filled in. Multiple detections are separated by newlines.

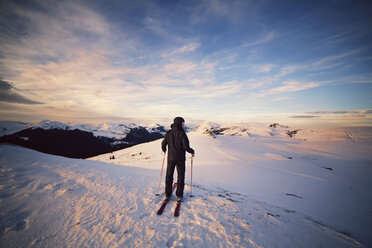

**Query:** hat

left=173, top=117, right=185, bottom=125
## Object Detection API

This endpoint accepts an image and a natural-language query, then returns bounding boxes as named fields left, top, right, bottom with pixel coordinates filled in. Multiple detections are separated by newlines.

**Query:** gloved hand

left=190, top=148, right=195, bottom=157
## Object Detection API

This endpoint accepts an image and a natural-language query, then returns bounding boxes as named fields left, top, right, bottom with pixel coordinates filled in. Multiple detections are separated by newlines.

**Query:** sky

left=0, top=0, right=371, bottom=127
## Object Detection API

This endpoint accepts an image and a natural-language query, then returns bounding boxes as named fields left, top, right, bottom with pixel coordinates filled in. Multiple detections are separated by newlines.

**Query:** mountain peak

left=33, top=120, right=69, bottom=130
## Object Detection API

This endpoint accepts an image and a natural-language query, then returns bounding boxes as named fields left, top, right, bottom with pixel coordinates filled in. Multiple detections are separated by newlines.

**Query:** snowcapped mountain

left=1, top=119, right=361, bottom=159
left=0, top=120, right=166, bottom=158
left=194, top=121, right=252, bottom=137
left=193, top=121, right=296, bottom=138
left=1, top=124, right=371, bottom=247
left=31, top=120, right=166, bottom=139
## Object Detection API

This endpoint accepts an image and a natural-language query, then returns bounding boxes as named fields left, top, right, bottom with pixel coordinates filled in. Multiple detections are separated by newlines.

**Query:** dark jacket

left=162, top=124, right=194, bottom=161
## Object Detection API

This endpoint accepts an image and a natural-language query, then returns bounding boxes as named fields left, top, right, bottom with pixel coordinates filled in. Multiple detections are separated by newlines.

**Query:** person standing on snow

left=161, top=117, right=195, bottom=202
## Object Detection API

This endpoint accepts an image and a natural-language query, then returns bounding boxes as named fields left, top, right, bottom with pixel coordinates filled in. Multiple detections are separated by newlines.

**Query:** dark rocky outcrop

left=287, top=130, right=300, bottom=137
left=270, top=123, right=289, bottom=128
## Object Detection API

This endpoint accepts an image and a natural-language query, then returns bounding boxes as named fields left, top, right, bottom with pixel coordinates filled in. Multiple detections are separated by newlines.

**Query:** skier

left=161, top=117, right=194, bottom=202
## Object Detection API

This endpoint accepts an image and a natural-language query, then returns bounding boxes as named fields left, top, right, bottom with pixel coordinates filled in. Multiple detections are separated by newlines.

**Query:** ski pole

left=156, top=152, right=166, bottom=196
left=190, top=155, right=194, bottom=197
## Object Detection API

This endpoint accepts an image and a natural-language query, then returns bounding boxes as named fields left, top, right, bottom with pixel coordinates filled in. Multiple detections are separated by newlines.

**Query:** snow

left=194, top=121, right=221, bottom=132
left=74, top=123, right=133, bottom=139
left=32, top=120, right=133, bottom=139
left=29, top=120, right=165, bottom=140
left=144, top=123, right=167, bottom=134
left=32, top=120, right=70, bottom=130
left=1, top=119, right=166, bottom=140
left=1, top=124, right=372, bottom=247
left=0, top=121, right=31, bottom=137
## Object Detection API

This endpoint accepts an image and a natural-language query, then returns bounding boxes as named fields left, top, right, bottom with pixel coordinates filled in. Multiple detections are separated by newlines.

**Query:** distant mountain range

left=0, top=120, right=166, bottom=158
left=0, top=120, right=307, bottom=159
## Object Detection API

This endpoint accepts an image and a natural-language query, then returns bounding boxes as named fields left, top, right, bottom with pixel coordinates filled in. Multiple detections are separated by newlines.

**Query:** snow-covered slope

left=90, top=125, right=372, bottom=247
left=1, top=124, right=371, bottom=247
left=0, top=121, right=31, bottom=137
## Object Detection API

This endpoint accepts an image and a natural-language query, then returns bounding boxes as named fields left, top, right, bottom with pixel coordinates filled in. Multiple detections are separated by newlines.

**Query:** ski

left=174, top=201, right=181, bottom=217
left=157, top=200, right=168, bottom=215
left=156, top=183, right=177, bottom=215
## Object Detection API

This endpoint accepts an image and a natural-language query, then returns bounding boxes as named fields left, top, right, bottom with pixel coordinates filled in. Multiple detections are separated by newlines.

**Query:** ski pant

left=165, top=159, right=185, bottom=198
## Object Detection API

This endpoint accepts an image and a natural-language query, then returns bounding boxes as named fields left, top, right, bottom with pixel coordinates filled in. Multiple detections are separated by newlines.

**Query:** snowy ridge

left=72, top=123, right=134, bottom=139
left=145, top=123, right=167, bottom=133
left=32, top=120, right=70, bottom=130
left=194, top=121, right=251, bottom=138
left=194, top=121, right=293, bottom=138
left=31, top=120, right=166, bottom=139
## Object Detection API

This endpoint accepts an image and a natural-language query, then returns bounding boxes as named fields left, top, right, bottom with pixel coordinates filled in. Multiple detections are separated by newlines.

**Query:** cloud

left=307, top=111, right=349, bottom=115
left=6, top=49, right=238, bottom=119
left=309, top=50, right=360, bottom=69
left=306, top=110, right=369, bottom=115
left=0, top=80, right=41, bottom=104
left=211, top=31, right=276, bottom=61
left=271, top=96, right=291, bottom=101
left=244, top=79, right=267, bottom=89
left=143, top=17, right=168, bottom=36
left=1, top=0, right=369, bottom=125
left=253, top=64, right=276, bottom=73
left=289, top=110, right=372, bottom=122
left=0, top=0, right=275, bottom=120
left=259, top=49, right=366, bottom=84
left=163, top=61, right=198, bottom=77
left=0, top=0, right=133, bottom=77
left=246, top=80, right=321, bottom=100
left=290, top=115, right=320, bottom=119
left=175, top=43, right=200, bottom=53
left=240, top=32, right=276, bottom=48
left=190, top=0, right=257, bottom=24
left=331, top=73, right=372, bottom=84
left=271, top=66, right=299, bottom=79
left=258, top=81, right=320, bottom=97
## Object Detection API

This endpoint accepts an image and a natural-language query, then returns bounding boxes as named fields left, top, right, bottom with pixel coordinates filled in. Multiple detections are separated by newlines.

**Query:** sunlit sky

left=0, top=0, right=371, bottom=126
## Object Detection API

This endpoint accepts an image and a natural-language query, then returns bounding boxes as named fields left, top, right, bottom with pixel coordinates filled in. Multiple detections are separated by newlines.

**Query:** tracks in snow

left=212, top=145, right=326, bottom=182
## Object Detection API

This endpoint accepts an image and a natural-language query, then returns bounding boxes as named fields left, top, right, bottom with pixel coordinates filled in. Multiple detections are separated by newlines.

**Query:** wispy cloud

left=259, top=49, right=365, bottom=85
left=252, top=80, right=320, bottom=98
left=0, top=0, right=134, bottom=76
left=143, top=17, right=169, bottom=37
left=289, top=110, right=372, bottom=127
left=306, top=110, right=372, bottom=116
left=267, top=81, right=320, bottom=94
left=212, top=31, right=276, bottom=60
left=0, top=80, right=41, bottom=104
left=253, top=64, right=277, bottom=73
left=331, top=73, right=372, bottom=84
left=175, top=43, right=200, bottom=53
left=290, top=110, right=372, bottom=119
left=0, top=0, right=370, bottom=125
left=290, top=115, right=319, bottom=119
left=7, top=49, right=238, bottom=118
left=307, top=50, right=361, bottom=71
left=190, top=0, right=258, bottom=24
left=163, top=61, right=198, bottom=77
left=240, top=32, right=276, bottom=49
